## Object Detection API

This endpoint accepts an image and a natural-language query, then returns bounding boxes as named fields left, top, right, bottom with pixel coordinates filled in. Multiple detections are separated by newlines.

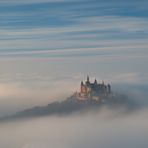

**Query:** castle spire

left=94, top=79, right=97, bottom=84
left=87, top=75, right=89, bottom=82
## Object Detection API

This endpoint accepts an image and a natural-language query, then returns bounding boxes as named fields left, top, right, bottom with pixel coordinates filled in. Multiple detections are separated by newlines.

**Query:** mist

left=0, top=105, right=148, bottom=148
left=0, top=82, right=148, bottom=148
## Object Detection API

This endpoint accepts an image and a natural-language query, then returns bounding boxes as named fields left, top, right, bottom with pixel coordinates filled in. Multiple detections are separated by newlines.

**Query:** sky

left=0, top=0, right=148, bottom=116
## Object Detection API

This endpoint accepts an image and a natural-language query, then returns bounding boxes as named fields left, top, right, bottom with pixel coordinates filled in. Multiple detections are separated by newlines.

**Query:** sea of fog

left=0, top=84, right=148, bottom=148
left=0, top=107, right=148, bottom=148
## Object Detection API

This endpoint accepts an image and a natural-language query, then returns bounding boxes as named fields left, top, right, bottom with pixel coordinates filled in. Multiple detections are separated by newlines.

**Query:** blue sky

left=0, top=0, right=148, bottom=115
left=0, top=0, right=148, bottom=56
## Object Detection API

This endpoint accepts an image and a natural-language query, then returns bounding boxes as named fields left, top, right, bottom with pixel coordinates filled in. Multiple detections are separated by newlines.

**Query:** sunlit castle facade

left=76, top=76, right=111, bottom=101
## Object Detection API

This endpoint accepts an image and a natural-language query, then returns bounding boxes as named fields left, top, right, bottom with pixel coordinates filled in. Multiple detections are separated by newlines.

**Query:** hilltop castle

left=75, top=76, right=111, bottom=101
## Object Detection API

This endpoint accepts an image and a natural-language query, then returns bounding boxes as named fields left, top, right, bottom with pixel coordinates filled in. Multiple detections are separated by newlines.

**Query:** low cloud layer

left=0, top=72, right=148, bottom=118
left=0, top=81, right=147, bottom=123
left=0, top=80, right=148, bottom=148
left=0, top=101, right=148, bottom=148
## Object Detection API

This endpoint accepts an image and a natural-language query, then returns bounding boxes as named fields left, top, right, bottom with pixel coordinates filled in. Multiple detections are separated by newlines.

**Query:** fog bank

left=0, top=107, right=148, bottom=148
left=0, top=83, right=147, bottom=148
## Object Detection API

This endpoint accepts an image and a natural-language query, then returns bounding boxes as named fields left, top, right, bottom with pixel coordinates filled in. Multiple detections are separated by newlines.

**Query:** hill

left=0, top=93, right=136, bottom=122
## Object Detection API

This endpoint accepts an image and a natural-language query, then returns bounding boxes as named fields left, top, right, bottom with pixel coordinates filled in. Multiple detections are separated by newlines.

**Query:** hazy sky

left=0, top=0, right=148, bottom=116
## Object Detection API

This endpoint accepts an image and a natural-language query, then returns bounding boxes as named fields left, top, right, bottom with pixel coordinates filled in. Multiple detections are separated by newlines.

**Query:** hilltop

left=0, top=77, right=136, bottom=122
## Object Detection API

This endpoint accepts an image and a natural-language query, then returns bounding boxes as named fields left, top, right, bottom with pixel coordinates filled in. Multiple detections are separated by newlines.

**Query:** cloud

left=0, top=88, right=138, bottom=122
left=1, top=107, right=148, bottom=148
left=109, top=72, right=142, bottom=84
left=0, top=0, right=70, bottom=5
left=0, top=75, right=148, bottom=122
left=0, top=0, right=148, bottom=59
left=0, top=74, right=82, bottom=117
left=0, top=15, right=148, bottom=58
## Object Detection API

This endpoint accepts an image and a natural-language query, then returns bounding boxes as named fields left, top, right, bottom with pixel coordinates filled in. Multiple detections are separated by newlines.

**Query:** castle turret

left=94, top=79, right=97, bottom=85
left=86, top=75, right=90, bottom=86
left=80, top=81, right=86, bottom=94
left=80, top=81, right=84, bottom=93
left=87, top=76, right=89, bottom=82
left=107, top=84, right=111, bottom=93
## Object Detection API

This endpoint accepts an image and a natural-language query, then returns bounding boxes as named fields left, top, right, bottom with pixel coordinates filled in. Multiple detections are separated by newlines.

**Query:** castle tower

left=107, top=84, right=111, bottom=93
left=80, top=81, right=84, bottom=93
left=87, top=75, right=89, bottom=82
left=80, top=81, right=87, bottom=94
left=94, top=79, right=97, bottom=85
left=86, top=75, right=90, bottom=85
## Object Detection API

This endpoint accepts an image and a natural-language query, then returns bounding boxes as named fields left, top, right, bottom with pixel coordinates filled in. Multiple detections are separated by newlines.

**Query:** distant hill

left=0, top=93, right=136, bottom=122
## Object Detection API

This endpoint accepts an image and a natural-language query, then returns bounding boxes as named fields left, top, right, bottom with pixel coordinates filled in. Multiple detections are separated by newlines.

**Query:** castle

left=76, top=76, right=111, bottom=101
